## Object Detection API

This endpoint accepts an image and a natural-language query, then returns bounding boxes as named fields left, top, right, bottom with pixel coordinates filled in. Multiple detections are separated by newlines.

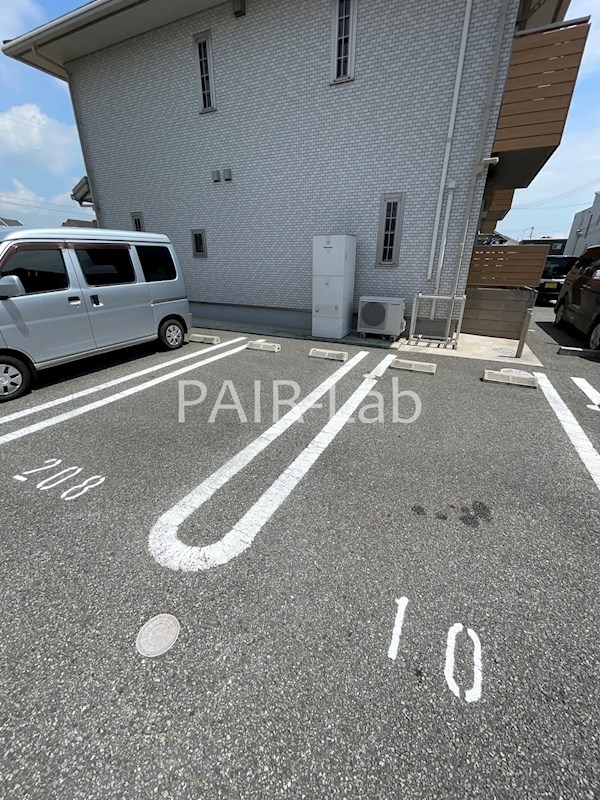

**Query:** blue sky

left=0, top=0, right=599, bottom=234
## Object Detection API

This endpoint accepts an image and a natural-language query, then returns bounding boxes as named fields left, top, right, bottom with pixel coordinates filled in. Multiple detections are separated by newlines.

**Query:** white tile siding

left=68, top=0, right=520, bottom=321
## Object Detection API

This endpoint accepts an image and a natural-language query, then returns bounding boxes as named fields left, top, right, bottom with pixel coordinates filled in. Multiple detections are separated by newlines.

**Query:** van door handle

left=68, top=296, right=81, bottom=306
left=90, top=294, right=104, bottom=307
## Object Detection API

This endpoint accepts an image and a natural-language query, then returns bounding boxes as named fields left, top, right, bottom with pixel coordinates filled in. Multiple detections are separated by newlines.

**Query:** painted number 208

left=388, top=597, right=483, bottom=703
left=13, top=459, right=106, bottom=501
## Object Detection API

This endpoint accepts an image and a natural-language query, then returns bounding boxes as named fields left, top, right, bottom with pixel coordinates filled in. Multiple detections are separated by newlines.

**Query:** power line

left=0, top=196, right=84, bottom=214
left=512, top=176, right=600, bottom=208
left=505, top=203, right=593, bottom=211
left=0, top=112, right=80, bottom=142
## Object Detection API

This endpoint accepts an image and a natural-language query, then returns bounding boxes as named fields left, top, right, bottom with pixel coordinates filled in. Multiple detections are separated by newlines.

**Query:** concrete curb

left=189, top=334, right=221, bottom=345
left=247, top=341, right=281, bottom=352
left=482, top=369, right=538, bottom=388
left=390, top=358, right=437, bottom=374
left=558, top=346, right=600, bottom=359
left=309, top=348, right=348, bottom=362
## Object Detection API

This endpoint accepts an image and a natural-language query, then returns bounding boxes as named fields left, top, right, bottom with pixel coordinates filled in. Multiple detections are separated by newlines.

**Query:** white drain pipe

left=430, top=181, right=456, bottom=318
left=450, top=0, right=513, bottom=298
left=426, top=0, right=473, bottom=281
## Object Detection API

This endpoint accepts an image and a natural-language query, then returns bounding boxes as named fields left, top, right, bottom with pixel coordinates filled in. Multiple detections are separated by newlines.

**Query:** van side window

left=1, top=247, right=69, bottom=294
left=75, top=247, right=136, bottom=287
left=137, top=246, right=177, bottom=282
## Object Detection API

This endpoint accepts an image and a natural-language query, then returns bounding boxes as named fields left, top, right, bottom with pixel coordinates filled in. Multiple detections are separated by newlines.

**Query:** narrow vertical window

left=331, top=0, right=357, bottom=83
left=192, top=229, right=207, bottom=258
left=376, top=194, right=405, bottom=267
left=195, top=33, right=216, bottom=112
left=131, top=212, right=144, bottom=232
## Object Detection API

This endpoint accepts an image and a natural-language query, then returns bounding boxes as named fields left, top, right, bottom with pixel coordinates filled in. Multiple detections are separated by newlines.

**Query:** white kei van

left=0, top=228, right=192, bottom=401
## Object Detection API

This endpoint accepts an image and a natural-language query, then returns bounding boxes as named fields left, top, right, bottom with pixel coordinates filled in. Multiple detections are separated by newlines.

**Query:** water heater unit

left=312, top=234, right=356, bottom=339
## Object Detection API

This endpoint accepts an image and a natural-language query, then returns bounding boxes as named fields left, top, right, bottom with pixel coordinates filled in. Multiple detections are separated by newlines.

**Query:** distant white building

left=565, top=193, right=600, bottom=257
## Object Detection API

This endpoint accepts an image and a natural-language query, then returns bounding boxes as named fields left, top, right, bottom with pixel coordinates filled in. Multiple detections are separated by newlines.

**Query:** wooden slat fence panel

left=493, top=20, right=589, bottom=153
left=467, top=245, right=549, bottom=287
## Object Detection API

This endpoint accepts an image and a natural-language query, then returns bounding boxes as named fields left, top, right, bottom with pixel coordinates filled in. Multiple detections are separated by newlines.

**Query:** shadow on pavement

left=536, top=321, right=583, bottom=348
left=34, top=341, right=180, bottom=391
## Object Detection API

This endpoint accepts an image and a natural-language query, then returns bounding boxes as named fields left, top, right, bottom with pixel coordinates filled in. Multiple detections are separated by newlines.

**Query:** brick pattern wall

left=69, top=0, right=520, bottom=317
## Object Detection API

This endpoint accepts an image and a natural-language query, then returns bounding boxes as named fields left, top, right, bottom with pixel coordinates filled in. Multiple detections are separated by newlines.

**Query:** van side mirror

left=0, top=275, right=26, bottom=299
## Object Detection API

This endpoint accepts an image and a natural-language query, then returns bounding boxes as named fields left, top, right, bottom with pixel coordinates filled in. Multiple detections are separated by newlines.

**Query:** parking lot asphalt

left=1, top=308, right=599, bottom=799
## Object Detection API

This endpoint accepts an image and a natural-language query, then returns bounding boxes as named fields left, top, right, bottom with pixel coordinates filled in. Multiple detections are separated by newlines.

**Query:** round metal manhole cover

left=361, top=301, right=386, bottom=328
left=136, top=614, right=180, bottom=657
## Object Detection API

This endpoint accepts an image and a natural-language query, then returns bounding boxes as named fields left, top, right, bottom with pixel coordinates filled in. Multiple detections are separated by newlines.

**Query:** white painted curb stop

left=390, top=358, right=437, bottom=374
left=309, top=348, right=348, bottom=362
left=189, top=334, right=221, bottom=345
left=247, top=341, right=281, bottom=352
left=483, top=369, right=538, bottom=388
left=558, top=345, right=600, bottom=358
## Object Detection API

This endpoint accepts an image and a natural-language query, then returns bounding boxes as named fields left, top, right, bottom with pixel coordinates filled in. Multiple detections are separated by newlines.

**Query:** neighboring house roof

left=0, top=217, right=24, bottom=227
left=61, top=218, right=98, bottom=228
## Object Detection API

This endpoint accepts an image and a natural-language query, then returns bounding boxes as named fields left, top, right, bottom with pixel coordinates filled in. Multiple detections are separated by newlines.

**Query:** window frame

left=191, top=229, right=208, bottom=259
left=72, top=243, right=138, bottom=287
left=131, top=212, right=145, bottom=232
left=330, top=0, right=358, bottom=84
left=0, top=243, right=70, bottom=295
left=136, top=245, right=178, bottom=283
left=194, top=31, right=217, bottom=113
left=376, top=193, right=405, bottom=268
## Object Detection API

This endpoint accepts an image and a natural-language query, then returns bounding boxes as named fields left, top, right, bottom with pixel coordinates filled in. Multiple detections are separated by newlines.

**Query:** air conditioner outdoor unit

left=357, top=296, right=406, bottom=338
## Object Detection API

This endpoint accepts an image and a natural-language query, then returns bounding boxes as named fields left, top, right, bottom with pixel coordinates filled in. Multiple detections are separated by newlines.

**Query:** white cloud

left=0, top=178, right=94, bottom=227
left=0, top=0, right=43, bottom=40
left=0, top=103, right=82, bottom=176
left=569, top=0, right=600, bottom=73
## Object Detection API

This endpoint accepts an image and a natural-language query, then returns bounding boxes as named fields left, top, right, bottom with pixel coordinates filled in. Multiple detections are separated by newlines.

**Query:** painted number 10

left=13, top=459, right=106, bottom=501
left=388, top=597, right=483, bottom=703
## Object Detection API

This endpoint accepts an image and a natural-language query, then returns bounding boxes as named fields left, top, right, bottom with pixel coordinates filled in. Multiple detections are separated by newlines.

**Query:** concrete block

left=247, top=341, right=281, bottom=352
left=558, top=346, right=600, bottom=359
left=189, top=334, right=221, bottom=345
left=309, top=348, right=348, bottom=362
left=483, top=369, right=538, bottom=388
left=390, top=358, right=437, bottom=374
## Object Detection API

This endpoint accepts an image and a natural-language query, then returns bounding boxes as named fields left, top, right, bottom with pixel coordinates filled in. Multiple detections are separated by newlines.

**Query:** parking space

left=1, top=322, right=599, bottom=798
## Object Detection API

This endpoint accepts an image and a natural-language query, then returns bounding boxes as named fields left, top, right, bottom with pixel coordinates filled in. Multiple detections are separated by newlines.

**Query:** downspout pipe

left=450, top=0, right=514, bottom=297
left=430, top=181, right=456, bottom=318
left=426, top=0, right=473, bottom=281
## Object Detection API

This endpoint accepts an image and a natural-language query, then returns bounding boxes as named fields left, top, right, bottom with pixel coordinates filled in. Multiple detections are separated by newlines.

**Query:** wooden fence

left=467, top=245, right=549, bottom=288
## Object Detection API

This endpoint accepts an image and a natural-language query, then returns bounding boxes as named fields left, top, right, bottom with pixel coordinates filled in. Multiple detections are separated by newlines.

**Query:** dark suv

left=537, top=255, right=577, bottom=303
left=555, top=246, right=600, bottom=350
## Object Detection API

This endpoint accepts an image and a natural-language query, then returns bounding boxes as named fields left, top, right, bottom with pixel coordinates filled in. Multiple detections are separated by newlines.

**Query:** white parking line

left=0, top=336, right=246, bottom=425
left=0, top=338, right=246, bottom=426
left=0, top=343, right=248, bottom=447
left=535, top=372, right=600, bottom=492
left=149, top=352, right=395, bottom=572
left=387, top=597, right=409, bottom=661
left=572, top=377, right=600, bottom=411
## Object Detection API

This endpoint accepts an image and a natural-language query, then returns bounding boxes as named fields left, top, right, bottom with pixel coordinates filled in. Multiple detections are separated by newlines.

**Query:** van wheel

left=588, top=320, right=600, bottom=351
left=0, top=356, right=31, bottom=402
left=555, top=302, right=565, bottom=327
left=158, top=319, right=185, bottom=350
